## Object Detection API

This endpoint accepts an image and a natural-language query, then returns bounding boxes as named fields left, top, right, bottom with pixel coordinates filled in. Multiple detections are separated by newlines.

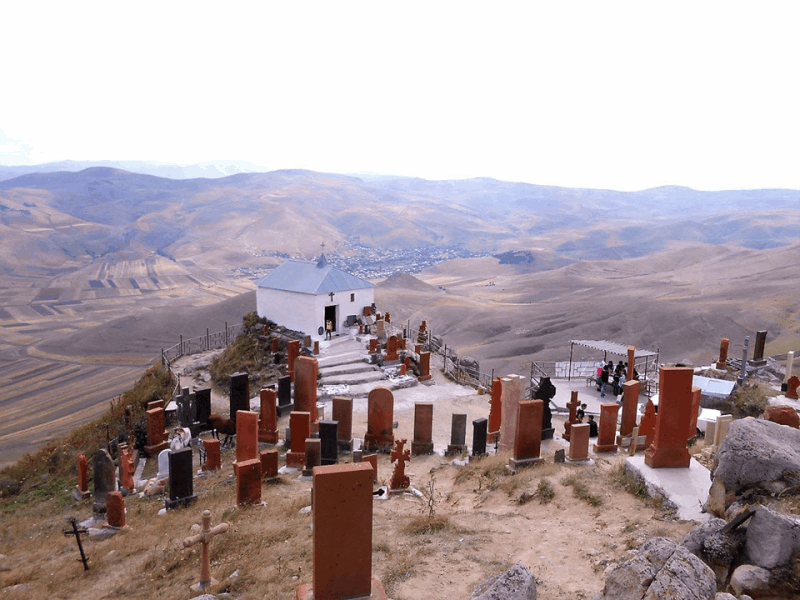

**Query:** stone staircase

left=316, top=334, right=417, bottom=399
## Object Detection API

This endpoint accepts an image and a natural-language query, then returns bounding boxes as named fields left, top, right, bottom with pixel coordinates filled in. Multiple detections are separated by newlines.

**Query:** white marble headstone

left=157, top=449, right=170, bottom=480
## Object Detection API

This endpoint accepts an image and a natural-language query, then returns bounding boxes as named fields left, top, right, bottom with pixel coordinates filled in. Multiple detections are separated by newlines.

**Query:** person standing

left=600, top=364, right=610, bottom=397
left=325, top=319, right=333, bottom=340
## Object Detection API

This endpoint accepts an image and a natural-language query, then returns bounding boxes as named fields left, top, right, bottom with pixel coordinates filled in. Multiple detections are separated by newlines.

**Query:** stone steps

left=319, top=362, right=377, bottom=378
left=319, top=370, right=385, bottom=386
left=317, top=351, right=370, bottom=369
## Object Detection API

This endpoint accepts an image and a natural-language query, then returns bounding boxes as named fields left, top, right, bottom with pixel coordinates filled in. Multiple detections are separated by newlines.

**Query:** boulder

left=459, top=356, right=480, bottom=379
left=714, top=594, right=737, bottom=600
left=682, top=518, right=743, bottom=586
left=763, top=405, right=799, bottom=428
left=729, top=565, right=772, bottom=598
left=705, top=418, right=800, bottom=516
left=591, top=537, right=716, bottom=600
left=470, top=563, right=536, bottom=600
left=744, top=505, right=800, bottom=569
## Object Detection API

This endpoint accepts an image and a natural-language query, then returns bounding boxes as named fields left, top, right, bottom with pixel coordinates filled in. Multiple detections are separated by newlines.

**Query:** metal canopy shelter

left=568, top=339, right=660, bottom=384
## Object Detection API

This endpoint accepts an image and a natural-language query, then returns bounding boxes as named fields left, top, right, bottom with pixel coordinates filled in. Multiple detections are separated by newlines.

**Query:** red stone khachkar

left=488, top=377, right=502, bottom=441
left=144, top=407, right=168, bottom=455
left=287, top=340, right=300, bottom=382
left=313, top=340, right=319, bottom=355
left=411, top=403, right=434, bottom=455
left=294, top=356, right=319, bottom=426
left=296, top=463, right=387, bottom=600
left=688, top=387, right=702, bottom=439
left=203, top=439, right=221, bottom=471
left=119, top=446, right=135, bottom=493
left=261, top=448, right=279, bottom=478
left=618, top=379, right=641, bottom=443
left=418, top=351, right=432, bottom=382
left=236, top=410, right=259, bottom=463
left=287, top=411, right=312, bottom=468
left=385, top=312, right=390, bottom=323
left=568, top=423, right=591, bottom=461
left=385, top=335, right=399, bottom=361
left=563, top=390, right=580, bottom=442
left=76, top=453, right=90, bottom=498
left=369, top=338, right=378, bottom=353
left=637, top=399, right=657, bottom=450
left=400, top=364, right=407, bottom=375
left=183, top=509, right=229, bottom=593
left=332, top=396, right=353, bottom=449
left=593, top=402, right=620, bottom=453
left=716, top=338, right=730, bottom=369
left=361, top=453, right=378, bottom=483
left=271, top=337, right=279, bottom=353
left=363, top=387, right=394, bottom=452
left=627, top=345, right=636, bottom=382
left=786, top=375, right=800, bottom=400
left=645, top=367, right=694, bottom=468
left=106, top=491, right=125, bottom=528
left=236, top=458, right=262, bottom=505
left=509, top=400, right=544, bottom=470
left=764, top=405, right=800, bottom=428
left=389, top=438, right=410, bottom=491
left=259, top=388, right=279, bottom=444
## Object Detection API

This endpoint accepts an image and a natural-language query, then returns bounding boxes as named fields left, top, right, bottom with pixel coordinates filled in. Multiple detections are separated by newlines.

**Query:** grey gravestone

left=166, top=448, right=196, bottom=509
left=319, top=420, right=338, bottom=466
left=157, top=448, right=171, bottom=480
left=447, top=414, right=468, bottom=455
left=303, top=439, right=321, bottom=476
left=176, top=387, right=194, bottom=428
left=554, top=449, right=566, bottom=463
left=276, top=375, right=293, bottom=417
left=92, top=449, right=116, bottom=513
left=195, top=387, right=211, bottom=425
left=229, top=372, right=249, bottom=424
left=751, top=330, right=768, bottom=366
left=472, top=417, right=488, bottom=457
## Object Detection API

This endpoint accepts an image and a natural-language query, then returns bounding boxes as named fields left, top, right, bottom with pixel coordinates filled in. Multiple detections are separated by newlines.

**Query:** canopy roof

left=569, top=340, right=658, bottom=358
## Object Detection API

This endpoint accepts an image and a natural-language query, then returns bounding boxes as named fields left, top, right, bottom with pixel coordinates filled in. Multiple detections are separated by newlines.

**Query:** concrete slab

left=625, top=455, right=711, bottom=523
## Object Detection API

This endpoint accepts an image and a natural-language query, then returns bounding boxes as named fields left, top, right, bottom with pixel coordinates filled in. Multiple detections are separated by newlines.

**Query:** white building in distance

left=256, top=254, right=375, bottom=338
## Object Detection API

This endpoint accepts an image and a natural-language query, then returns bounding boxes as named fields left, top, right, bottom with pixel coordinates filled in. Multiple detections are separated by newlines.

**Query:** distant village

left=232, top=239, right=488, bottom=280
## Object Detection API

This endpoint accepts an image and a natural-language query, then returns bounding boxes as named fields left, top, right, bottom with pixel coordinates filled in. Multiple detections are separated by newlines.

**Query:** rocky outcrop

left=683, top=518, right=744, bottom=586
left=729, top=565, right=772, bottom=598
left=470, top=563, right=536, bottom=600
left=591, top=537, right=716, bottom=600
left=705, top=418, right=800, bottom=516
left=744, top=505, right=800, bottom=569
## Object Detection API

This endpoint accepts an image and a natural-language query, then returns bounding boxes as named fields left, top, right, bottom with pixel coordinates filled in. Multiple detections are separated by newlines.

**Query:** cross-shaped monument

left=182, top=509, right=229, bottom=592
left=389, top=438, right=410, bottom=492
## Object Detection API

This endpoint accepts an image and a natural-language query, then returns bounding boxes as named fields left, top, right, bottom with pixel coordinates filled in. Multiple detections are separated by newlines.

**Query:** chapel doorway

left=325, top=305, right=337, bottom=333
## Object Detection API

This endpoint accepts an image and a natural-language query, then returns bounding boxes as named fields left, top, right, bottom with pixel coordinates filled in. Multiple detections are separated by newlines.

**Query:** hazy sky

left=1, top=2, right=798, bottom=191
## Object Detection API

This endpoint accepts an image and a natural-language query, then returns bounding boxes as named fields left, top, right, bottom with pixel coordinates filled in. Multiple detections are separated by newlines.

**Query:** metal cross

left=64, top=517, right=89, bottom=570
left=329, top=292, right=334, bottom=302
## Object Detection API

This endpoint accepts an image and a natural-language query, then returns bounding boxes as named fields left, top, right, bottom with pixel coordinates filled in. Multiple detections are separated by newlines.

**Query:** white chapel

left=255, top=254, right=375, bottom=338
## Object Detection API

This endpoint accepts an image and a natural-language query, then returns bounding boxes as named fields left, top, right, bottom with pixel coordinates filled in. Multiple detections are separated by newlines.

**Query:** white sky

left=1, top=1, right=798, bottom=191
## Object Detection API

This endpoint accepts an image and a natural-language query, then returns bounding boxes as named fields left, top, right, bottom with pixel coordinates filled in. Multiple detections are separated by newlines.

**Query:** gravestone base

left=593, top=442, right=618, bottom=453
left=190, top=577, right=218, bottom=594
left=616, top=435, right=648, bottom=451
left=541, top=427, right=555, bottom=441
left=363, top=435, right=394, bottom=454
left=337, top=439, right=353, bottom=453
left=469, top=452, right=488, bottom=462
left=411, top=441, right=434, bottom=456
left=507, top=456, right=543, bottom=472
left=418, top=375, right=432, bottom=383
left=748, top=359, right=768, bottom=367
left=75, top=486, right=91, bottom=500
left=296, top=577, right=388, bottom=600
left=259, top=430, right=279, bottom=444
left=276, top=403, right=295, bottom=418
left=387, top=487, right=409, bottom=497
left=565, top=456, right=593, bottom=465
left=286, top=452, right=305, bottom=468
left=144, top=441, right=168, bottom=456
left=446, top=444, right=467, bottom=456
left=165, top=494, right=197, bottom=510
left=644, top=445, right=691, bottom=469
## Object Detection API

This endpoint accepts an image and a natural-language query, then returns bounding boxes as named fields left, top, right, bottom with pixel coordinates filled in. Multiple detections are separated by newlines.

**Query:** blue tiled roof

left=256, top=254, right=374, bottom=295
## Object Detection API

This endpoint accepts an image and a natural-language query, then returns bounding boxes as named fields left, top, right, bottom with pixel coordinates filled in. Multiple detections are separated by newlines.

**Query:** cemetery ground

left=0, top=358, right=699, bottom=600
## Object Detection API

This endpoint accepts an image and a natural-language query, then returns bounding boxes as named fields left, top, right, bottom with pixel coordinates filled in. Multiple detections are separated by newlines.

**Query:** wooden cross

left=183, top=509, right=229, bottom=592
left=63, top=517, right=89, bottom=571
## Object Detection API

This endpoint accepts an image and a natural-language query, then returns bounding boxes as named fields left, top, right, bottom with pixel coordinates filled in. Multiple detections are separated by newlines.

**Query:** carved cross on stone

left=183, top=509, right=229, bottom=592
left=389, top=438, right=410, bottom=490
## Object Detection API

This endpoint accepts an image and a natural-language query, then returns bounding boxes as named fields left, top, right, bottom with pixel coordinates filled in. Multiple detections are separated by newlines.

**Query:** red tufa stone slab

left=787, top=375, right=800, bottom=400
left=645, top=367, right=693, bottom=468
left=106, top=491, right=125, bottom=528
left=332, top=397, right=353, bottom=442
left=764, top=405, right=800, bottom=428
left=313, top=341, right=319, bottom=355
left=418, top=351, right=432, bottom=381
left=619, top=380, right=641, bottom=440
left=304, top=439, right=322, bottom=476
left=414, top=344, right=422, bottom=354
left=203, top=439, right=221, bottom=471
left=236, top=458, right=262, bottom=505
left=385, top=312, right=390, bottom=323
left=717, top=338, right=730, bottom=369
left=363, top=306, right=372, bottom=317
left=236, top=410, right=259, bottom=463
left=688, top=387, right=702, bottom=438
left=145, top=408, right=168, bottom=455
left=385, top=335, right=399, bottom=361
left=369, top=338, right=377, bottom=353
left=399, top=338, right=406, bottom=350
left=76, top=453, right=90, bottom=498
left=119, top=446, right=135, bottom=492
left=627, top=346, right=636, bottom=382
left=272, top=337, right=279, bottom=353
left=361, top=453, right=378, bottom=483
left=509, top=400, right=543, bottom=469
left=364, top=387, right=394, bottom=452
left=399, top=364, right=407, bottom=375
left=294, top=356, right=319, bottom=425
left=259, top=388, right=279, bottom=444
left=288, top=340, right=300, bottom=382
left=148, top=399, right=165, bottom=411
left=568, top=423, right=591, bottom=461
left=594, top=403, right=620, bottom=453
left=287, top=412, right=312, bottom=468
left=488, top=377, right=502, bottom=440
left=296, top=463, right=380, bottom=600
left=261, top=448, right=279, bottom=478
left=411, top=403, right=434, bottom=455
left=638, top=399, right=657, bottom=450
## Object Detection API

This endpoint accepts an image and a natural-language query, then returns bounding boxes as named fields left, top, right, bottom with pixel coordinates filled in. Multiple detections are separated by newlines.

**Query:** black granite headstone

left=472, top=417, right=488, bottom=457
left=166, top=448, right=196, bottom=509
left=276, top=375, right=293, bottom=417
left=195, top=387, right=211, bottom=425
left=92, top=449, right=116, bottom=514
left=319, top=420, right=338, bottom=466
left=229, top=372, right=250, bottom=424
left=535, top=377, right=556, bottom=440
left=176, top=387, right=194, bottom=428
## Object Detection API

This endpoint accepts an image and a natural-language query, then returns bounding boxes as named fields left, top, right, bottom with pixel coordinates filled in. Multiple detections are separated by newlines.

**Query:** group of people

left=596, top=360, right=639, bottom=398
left=574, top=403, right=598, bottom=437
